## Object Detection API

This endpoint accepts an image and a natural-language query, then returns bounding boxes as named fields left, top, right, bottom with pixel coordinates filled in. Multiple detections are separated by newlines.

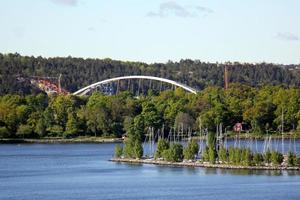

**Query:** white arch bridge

left=73, top=75, right=198, bottom=96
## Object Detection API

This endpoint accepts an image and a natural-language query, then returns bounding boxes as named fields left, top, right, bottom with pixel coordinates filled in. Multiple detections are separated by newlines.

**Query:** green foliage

left=296, top=157, right=300, bottom=167
left=155, top=139, right=170, bottom=159
left=183, top=139, right=199, bottom=160
left=64, top=112, right=80, bottom=138
left=264, top=149, right=272, bottom=164
left=0, top=127, right=10, bottom=138
left=253, top=153, right=264, bottom=166
left=141, top=102, right=162, bottom=130
left=49, top=95, right=74, bottom=130
left=228, top=147, right=236, bottom=164
left=35, top=118, right=47, bottom=137
left=1, top=80, right=300, bottom=140
left=228, top=147, right=243, bottom=165
left=1, top=53, right=300, bottom=97
left=271, top=151, right=283, bottom=166
left=123, top=138, right=134, bottom=158
left=202, top=146, right=209, bottom=162
left=47, top=125, right=64, bottom=137
left=206, top=133, right=217, bottom=164
left=122, top=115, right=145, bottom=159
left=115, top=144, right=123, bottom=158
left=133, top=140, right=143, bottom=159
left=218, top=146, right=228, bottom=163
left=287, top=151, right=297, bottom=167
left=208, top=147, right=216, bottom=164
left=162, top=143, right=183, bottom=162
left=241, top=148, right=253, bottom=166
left=16, top=124, right=33, bottom=138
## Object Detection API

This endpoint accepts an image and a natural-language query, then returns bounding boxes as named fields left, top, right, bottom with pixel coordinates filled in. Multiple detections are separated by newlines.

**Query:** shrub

left=155, top=139, right=169, bottom=159
left=228, top=147, right=235, bottom=164
left=123, top=138, right=134, bottom=158
left=183, top=139, right=199, bottom=160
left=296, top=156, right=300, bottom=167
left=271, top=151, right=283, bottom=166
left=218, top=146, right=228, bottom=163
left=241, top=148, right=253, bottom=166
left=115, top=144, right=123, bottom=158
left=123, top=138, right=143, bottom=159
left=202, top=146, right=209, bottom=162
left=253, top=153, right=264, bottom=166
left=287, top=151, right=296, bottom=167
left=229, top=147, right=242, bottom=165
left=208, top=146, right=216, bottom=164
left=134, top=140, right=143, bottom=159
left=264, top=149, right=272, bottom=164
left=162, top=143, right=183, bottom=162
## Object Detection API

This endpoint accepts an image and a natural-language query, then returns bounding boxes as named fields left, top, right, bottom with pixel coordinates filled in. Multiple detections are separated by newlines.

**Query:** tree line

left=0, top=83, right=300, bottom=139
left=116, top=134, right=300, bottom=167
left=1, top=53, right=300, bottom=95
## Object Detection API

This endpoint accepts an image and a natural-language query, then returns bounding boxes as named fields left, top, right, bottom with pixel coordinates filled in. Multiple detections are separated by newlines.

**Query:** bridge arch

left=73, top=75, right=198, bottom=95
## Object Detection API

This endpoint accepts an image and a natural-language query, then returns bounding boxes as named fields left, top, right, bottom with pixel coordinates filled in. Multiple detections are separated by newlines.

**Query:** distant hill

left=0, top=53, right=300, bottom=95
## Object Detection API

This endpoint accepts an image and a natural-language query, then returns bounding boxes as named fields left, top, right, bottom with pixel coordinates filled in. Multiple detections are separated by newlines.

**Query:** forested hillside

left=0, top=53, right=300, bottom=95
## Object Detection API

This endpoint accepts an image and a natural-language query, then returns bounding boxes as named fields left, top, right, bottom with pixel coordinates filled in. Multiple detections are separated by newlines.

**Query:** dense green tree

left=16, top=124, right=33, bottom=138
left=133, top=140, right=143, bottom=159
left=155, top=139, right=170, bottom=159
left=183, top=139, right=199, bottom=160
left=141, top=102, right=162, bottom=130
left=35, top=118, right=47, bottom=137
left=49, top=95, right=74, bottom=130
left=64, top=112, right=80, bottom=138
left=162, top=143, right=183, bottom=162
left=0, top=127, right=9, bottom=138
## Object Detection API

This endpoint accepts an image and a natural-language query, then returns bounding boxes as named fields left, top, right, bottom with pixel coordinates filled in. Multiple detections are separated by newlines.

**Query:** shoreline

left=110, top=158, right=300, bottom=171
left=0, top=137, right=123, bottom=144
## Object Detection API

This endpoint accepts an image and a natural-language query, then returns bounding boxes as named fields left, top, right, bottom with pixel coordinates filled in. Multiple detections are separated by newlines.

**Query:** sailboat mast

left=281, top=107, right=284, bottom=154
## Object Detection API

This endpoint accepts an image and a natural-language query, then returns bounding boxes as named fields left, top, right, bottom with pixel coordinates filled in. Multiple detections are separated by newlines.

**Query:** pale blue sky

left=1, top=0, right=299, bottom=64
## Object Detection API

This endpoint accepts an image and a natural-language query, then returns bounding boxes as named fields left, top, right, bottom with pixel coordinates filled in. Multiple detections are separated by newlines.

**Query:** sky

left=0, top=0, right=300, bottom=64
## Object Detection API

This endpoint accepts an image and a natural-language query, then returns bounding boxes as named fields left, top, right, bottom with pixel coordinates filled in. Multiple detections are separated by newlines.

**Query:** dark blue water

left=0, top=142, right=300, bottom=200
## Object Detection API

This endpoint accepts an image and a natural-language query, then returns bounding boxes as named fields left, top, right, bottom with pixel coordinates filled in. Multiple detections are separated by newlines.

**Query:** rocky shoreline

left=110, top=158, right=300, bottom=171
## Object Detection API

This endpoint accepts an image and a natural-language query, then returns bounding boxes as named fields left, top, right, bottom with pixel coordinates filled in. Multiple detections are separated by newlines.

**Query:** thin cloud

left=146, top=1, right=213, bottom=18
left=50, top=0, right=78, bottom=6
left=276, top=32, right=299, bottom=41
left=87, top=27, right=96, bottom=32
left=196, top=6, right=214, bottom=14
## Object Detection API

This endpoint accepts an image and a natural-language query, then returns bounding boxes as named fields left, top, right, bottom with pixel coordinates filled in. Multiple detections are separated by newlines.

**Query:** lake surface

left=0, top=141, right=300, bottom=200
